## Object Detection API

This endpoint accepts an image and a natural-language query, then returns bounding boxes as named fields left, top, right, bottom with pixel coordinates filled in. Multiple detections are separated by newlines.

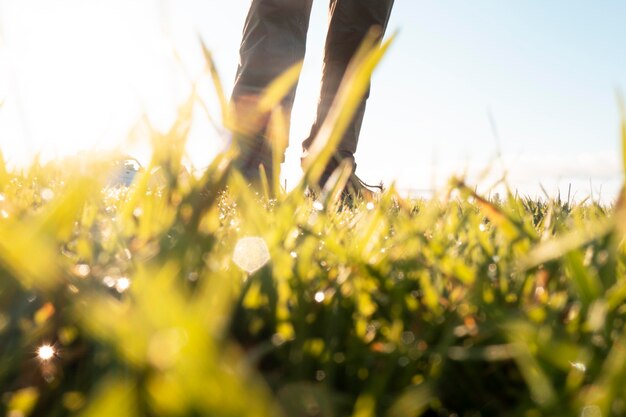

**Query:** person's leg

left=231, top=0, right=313, bottom=182
left=302, top=0, right=394, bottom=183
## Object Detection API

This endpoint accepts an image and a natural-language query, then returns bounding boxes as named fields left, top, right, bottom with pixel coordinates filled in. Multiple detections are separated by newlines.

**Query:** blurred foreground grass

left=1, top=37, right=626, bottom=417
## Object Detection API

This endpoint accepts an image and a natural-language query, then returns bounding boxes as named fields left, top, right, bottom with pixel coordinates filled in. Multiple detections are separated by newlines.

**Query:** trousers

left=231, top=0, right=395, bottom=180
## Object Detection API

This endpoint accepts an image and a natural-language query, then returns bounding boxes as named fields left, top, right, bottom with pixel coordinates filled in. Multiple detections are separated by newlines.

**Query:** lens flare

left=37, top=344, right=55, bottom=361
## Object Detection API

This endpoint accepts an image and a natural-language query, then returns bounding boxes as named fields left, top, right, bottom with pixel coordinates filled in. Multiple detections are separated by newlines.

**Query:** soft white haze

left=0, top=0, right=624, bottom=201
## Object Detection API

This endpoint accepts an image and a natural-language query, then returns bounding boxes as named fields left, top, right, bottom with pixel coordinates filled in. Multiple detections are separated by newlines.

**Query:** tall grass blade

left=183, top=148, right=236, bottom=231
left=258, top=63, right=303, bottom=114
left=199, top=36, right=228, bottom=124
left=324, top=159, right=353, bottom=208
left=302, top=29, right=396, bottom=186
left=267, top=108, right=290, bottom=196
left=386, top=385, right=432, bottom=417
left=0, top=221, right=61, bottom=291
left=228, top=62, right=302, bottom=170
left=453, top=178, right=527, bottom=240
left=563, top=249, right=603, bottom=308
left=78, top=378, right=138, bottom=417
left=520, top=219, right=613, bottom=270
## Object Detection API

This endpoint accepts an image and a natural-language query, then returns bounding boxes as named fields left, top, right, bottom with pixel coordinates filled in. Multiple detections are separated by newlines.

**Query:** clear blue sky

left=0, top=0, right=624, bottom=200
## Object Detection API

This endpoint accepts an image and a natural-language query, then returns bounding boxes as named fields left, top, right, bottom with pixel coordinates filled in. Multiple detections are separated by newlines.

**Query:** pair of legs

left=231, top=0, right=394, bottom=185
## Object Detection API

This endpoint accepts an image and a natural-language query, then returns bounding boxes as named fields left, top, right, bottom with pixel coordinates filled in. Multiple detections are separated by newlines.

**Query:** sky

left=0, top=0, right=625, bottom=201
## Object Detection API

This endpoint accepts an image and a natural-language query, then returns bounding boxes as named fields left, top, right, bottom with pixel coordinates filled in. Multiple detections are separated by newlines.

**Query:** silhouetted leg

left=302, top=0, right=394, bottom=181
left=231, top=0, right=313, bottom=181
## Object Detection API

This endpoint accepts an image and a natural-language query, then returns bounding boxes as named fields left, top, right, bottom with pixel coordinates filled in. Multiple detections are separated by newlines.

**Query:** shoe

left=311, top=163, right=383, bottom=206
left=342, top=171, right=383, bottom=204
left=232, top=137, right=274, bottom=185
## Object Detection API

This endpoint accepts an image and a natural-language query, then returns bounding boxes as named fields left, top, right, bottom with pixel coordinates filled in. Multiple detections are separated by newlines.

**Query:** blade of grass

left=519, top=218, right=614, bottom=271
left=563, top=249, right=603, bottom=309
left=227, top=62, right=302, bottom=171
left=199, top=36, right=228, bottom=124
left=453, top=178, right=529, bottom=241
left=258, top=63, right=303, bottom=114
left=302, top=29, right=396, bottom=186
left=324, top=159, right=354, bottom=210
left=267, top=108, right=290, bottom=197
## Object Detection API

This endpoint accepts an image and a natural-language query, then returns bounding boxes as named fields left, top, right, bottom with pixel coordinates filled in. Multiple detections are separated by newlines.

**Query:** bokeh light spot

left=233, top=237, right=271, bottom=274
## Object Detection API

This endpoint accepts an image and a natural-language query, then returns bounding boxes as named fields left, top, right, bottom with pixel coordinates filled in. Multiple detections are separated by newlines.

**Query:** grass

left=1, top=37, right=626, bottom=417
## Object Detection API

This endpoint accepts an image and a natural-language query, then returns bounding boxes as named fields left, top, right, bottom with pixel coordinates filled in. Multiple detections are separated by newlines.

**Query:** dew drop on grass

left=290, top=251, right=298, bottom=259
left=116, top=249, right=132, bottom=262
left=102, top=276, right=116, bottom=288
left=313, top=201, right=324, bottom=211
left=479, top=223, right=487, bottom=232
left=271, top=333, right=286, bottom=347
left=40, top=188, right=54, bottom=202
left=581, top=405, right=601, bottom=417
left=314, top=291, right=325, bottom=303
left=570, top=361, right=587, bottom=373
left=73, top=264, right=91, bottom=278
left=366, top=202, right=375, bottom=211
left=233, top=237, right=270, bottom=274
left=115, top=277, right=131, bottom=293
left=534, top=286, right=546, bottom=298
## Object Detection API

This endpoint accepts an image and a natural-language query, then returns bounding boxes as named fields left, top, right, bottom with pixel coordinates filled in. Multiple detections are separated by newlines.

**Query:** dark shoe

left=342, top=171, right=383, bottom=204
left=232, top=133, right=274, bottom=185
left=310, top=164, right=383, bottom=206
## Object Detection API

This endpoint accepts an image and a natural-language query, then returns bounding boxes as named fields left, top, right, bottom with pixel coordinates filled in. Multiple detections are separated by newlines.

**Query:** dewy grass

left=1, top=41, right=626, bottom=417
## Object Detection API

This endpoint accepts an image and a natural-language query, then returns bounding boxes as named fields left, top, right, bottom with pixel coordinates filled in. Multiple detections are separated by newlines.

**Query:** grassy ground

left=1, top=39, right=626, bottom=416
left=1, top=133, right=625, bottom=416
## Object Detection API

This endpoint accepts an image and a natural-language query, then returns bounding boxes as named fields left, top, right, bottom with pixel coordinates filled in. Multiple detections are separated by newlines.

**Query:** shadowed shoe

left=342, top=171, right=383, bottom=203
left=232, top=133, right=275, bottom=186
left=311, top=159, right=383, bottom=205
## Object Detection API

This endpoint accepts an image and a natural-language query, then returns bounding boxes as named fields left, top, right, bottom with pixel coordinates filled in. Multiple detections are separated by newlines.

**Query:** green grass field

left=1, top=38, right=626, bottom=417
